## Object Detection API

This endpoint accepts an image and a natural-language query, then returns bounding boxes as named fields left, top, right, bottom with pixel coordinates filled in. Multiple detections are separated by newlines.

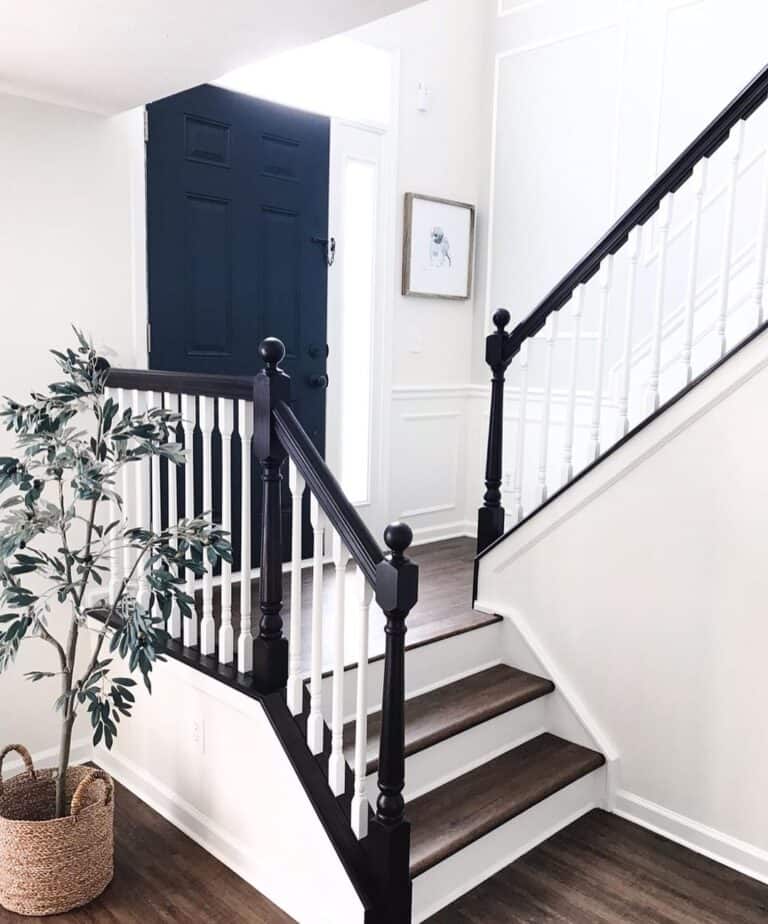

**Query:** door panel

left=147, top=84, right=329, bottom=566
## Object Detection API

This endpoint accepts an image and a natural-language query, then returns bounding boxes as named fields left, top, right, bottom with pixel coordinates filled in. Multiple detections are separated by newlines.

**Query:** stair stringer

left=474, top=603, right=621, bottom=806
left=90, top=651, right=374, bottom=924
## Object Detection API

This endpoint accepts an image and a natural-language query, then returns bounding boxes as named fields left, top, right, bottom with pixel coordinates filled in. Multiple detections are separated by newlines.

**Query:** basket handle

left=0, top=744, right=36, bottom=793
left=70, top=769, right=114, bottom=816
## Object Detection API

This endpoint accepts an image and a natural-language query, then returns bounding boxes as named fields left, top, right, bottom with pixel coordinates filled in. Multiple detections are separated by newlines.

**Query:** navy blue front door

left=147, top=84, right=330, bottom=564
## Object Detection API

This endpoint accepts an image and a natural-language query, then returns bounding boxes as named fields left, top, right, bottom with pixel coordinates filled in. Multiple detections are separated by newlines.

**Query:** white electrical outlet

left=191, top=718, right=205, bottom=754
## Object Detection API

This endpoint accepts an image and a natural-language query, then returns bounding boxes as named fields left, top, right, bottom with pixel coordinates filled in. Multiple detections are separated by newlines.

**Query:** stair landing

left=203, top=537, right=496, bottom=672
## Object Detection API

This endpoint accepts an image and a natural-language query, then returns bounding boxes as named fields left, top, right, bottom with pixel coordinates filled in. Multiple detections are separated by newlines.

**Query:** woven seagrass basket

left=0, top=744, right=114, bottom=916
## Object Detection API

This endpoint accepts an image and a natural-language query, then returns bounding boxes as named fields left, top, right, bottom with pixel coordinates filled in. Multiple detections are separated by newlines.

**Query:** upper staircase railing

left=477, top=61, right=768, bottom=555
left=107, top=339, right=416, bottom=923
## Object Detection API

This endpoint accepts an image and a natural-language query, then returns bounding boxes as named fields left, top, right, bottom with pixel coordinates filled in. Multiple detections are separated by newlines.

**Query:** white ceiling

left=0, top=0, right=418, bottom=114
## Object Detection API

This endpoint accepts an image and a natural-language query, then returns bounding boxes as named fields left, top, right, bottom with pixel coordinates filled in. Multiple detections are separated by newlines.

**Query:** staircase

left=105, top=348, right=607, bottom=922
left=338, top=628, right=606, bottom=920
left=99, top=60, right=768, bottom=924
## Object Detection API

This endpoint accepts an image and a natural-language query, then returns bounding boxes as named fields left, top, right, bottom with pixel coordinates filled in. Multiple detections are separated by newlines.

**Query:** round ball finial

left=259, top=337, right=286, bottom=369
left=493, top=308, right=511, bottom=332
left=384, top=521, right=413, bottom=556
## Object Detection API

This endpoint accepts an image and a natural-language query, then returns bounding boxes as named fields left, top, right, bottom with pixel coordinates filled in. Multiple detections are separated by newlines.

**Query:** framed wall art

left=402, top=193, right=475, bottom=299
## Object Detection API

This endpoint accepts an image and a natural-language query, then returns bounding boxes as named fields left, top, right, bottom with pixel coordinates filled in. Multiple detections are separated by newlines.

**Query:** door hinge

left=146, top=321, right=152, bottom=356
left=143, top=110, right=149, bottom=143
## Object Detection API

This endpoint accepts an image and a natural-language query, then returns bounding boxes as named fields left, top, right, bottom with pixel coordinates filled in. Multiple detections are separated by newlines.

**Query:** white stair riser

left=411, top=766, right=607, bottom=923
left=316, top=622, right=504, bottom=724
left=364, top=696, right=551, bottom=805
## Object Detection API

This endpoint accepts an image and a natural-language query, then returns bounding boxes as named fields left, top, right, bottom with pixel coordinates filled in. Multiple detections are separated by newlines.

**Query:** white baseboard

left=95, top=745, right=261, bottom=886
left=2, top=737, right=91, bottom=776
left=410, top=519, right=475, bottom=547
left=615, top=790, right=768, bottom=886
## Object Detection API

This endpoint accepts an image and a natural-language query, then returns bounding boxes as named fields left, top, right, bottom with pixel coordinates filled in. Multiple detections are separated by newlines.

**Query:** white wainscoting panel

left=391, top=386, right=476, bottom=544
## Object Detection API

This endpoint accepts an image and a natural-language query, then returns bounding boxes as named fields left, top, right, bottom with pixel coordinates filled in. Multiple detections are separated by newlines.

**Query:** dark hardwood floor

left=4, top=796, right=764, bottom=923
left=427, top=810, right=768, bottom=923
left=0, top=779, right=295, bottom=924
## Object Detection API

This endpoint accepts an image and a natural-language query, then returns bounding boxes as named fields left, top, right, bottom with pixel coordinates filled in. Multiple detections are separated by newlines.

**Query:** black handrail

left=106, top=367, right=255, bottom=400
left=272, top=399, right=383, bottom=586
left=503, top=60, right=768, bottom=362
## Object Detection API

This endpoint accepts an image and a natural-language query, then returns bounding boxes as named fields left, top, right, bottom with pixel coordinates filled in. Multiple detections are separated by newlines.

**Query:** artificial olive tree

left=0, top=331, right=230, bottom=817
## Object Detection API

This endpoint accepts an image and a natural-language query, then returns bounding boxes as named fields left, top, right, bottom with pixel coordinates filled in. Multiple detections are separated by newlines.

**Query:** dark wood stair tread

left=343, top=664, right=554, bottom=774
left=408, top=733, right=605, bottom=877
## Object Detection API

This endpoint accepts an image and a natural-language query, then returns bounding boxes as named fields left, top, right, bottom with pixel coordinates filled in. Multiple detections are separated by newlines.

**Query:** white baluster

left=287, top=461, right=306, bottom=715
left=106, top=387, right=122, bottom=609
left=752, top=146, right=768, bottom=327
left=218, top=398, right=234, bottom=665
left=237, top=400, right=254, bottom=673
left=307, top=497, right=327, bottom=754
left=502, top=470, right=513, bottom=525
left=181, top=394, right=198, bottom=649
left=147, top=392, right=163, bottom=625
left=561, top=286, right=584, bottom=485
left=617, top=227, right=642, bottom=438
left=133, top=390, right=151, bottom=610
left=199, top=395, right=215, bottom=656
left=681, top=161, right=708, bottom=385
left=511, top=341, right=529, bottom=523
left=164, top=392, right=181, bottom=640
left=351, top=569, right=373, bottom=840
left=716, top=122, right=744, bottom=358
left=537, top=314, right=559, bottom=506
left=147, top=392, right=162, bottom=535
left=329, top=531, right=350, bottom=796
left=588, top=257, right=614, bottom=462
left=647, top=194, right=674, bottom=413
left=120, top=390, right=132, bottom=589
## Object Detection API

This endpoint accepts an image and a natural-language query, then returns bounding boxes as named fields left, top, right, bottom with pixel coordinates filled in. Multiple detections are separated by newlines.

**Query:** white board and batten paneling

left=487, top=0, right=768, bottom=336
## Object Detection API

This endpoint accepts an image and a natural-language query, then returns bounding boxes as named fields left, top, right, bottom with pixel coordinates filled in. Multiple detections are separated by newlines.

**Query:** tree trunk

left=55, top=698, right=75, bottom=818
left=56, top=610, right=80, bottom=818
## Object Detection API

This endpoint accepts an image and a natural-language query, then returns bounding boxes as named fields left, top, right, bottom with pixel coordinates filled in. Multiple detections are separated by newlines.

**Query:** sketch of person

left=429, top=226, right=452, bottom=268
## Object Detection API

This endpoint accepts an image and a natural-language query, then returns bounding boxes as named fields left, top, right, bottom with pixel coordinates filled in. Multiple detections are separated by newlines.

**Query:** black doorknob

left=309, top=374, right=329, bottom=389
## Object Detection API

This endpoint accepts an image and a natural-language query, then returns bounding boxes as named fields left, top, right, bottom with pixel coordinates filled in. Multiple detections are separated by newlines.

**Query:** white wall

left=487, top=0, right=768, bottom=330
left=477, top=326, right=768, bottom=881
left=0, top=93, right=145, bottom=758
left=352, top=0, right=495, bottom=544
left=95, top=653, right=365, bottom=924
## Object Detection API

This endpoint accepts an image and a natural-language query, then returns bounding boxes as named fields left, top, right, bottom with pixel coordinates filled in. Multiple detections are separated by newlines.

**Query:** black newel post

left=252, top=337, right=290, bottom=693
left=366, top=522, right=418, bottom=924
left=477, top=308, right=512, bottom=554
